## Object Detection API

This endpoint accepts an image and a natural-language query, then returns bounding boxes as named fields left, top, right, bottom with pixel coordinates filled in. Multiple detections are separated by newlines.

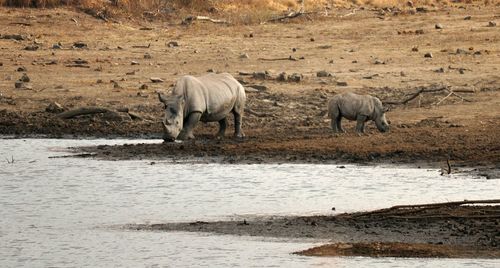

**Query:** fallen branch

left=244, top=108, right=272, bottom=118
left=182, top=16, right=230, bottom=25
left=132, top=43, right=151, bottom=49
left=65, top=64, right=90, bottom=68
left=258, top=56, right=298, bottom=61
left=384, top=85, right=448, bottom=105
left=10, top=22, right=32, bottom=26
left=342, top=199, right=500, bottom=218
left=268, top=11, right=309, bottom=22
left=56, top=107, right=115, bottom=119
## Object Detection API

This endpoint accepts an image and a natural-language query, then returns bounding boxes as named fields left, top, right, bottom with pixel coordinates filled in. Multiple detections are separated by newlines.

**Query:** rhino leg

left=217, top=118, right=228, bottom=139
left=355, top=115, right=367, bottom=134
left=178, top=112, right=202, bottom=140
left=330, top=115, right=345, bottom=133
left=233, top=110, right=245, bottom=138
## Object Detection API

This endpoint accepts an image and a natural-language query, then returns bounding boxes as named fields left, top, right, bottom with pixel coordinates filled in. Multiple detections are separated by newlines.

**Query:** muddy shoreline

left=123, top=202, right=500, bottom=258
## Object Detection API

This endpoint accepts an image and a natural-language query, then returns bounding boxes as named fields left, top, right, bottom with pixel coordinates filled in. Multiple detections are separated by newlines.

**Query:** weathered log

left=182, top=16, right=230, bottom=25
left=384, top=86, right=448, bottom=105
left=56, top=107, right=115, bottom=119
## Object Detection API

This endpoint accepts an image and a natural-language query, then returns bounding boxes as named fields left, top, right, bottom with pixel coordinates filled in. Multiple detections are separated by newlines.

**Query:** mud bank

left=124, top=201, right=500, bottom=258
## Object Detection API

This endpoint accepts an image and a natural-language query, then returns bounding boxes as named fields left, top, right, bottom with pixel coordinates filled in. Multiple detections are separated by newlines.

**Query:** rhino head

left=374, top=105, right=390, bottom=133
left=158, top=93, right=185, bottom=141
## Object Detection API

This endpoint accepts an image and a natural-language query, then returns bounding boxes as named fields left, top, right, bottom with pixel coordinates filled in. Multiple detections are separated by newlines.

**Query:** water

left=0, top=139, right=499, bottom=267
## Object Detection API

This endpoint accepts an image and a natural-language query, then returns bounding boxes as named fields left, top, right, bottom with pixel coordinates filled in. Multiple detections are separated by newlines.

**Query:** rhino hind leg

left=355, top=115, right=367, bottom=134
left=216, top=118, right=228, bottom=139
left=178, top=112, right=202, bottom=140
left=232, top=110, right=245, bottom=138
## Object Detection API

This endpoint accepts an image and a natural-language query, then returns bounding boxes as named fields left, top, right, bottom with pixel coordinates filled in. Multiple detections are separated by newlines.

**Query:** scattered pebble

left=167, top=41, right=179, bottom=47
left=239, top=53, right=250, bottom=59
left=150, top=77, right=164, bottom=83
left=17, top=66, right=27, bottom=72
left=435, top=23, right=443, bottom=29
left=488, top=21, right=497, bottom=27
left=288, top=73, right=303, bottom=82
left=336, top=81, right=348, bottom=86
left=139, top=84, right=148, bottom=90
left=20, top=73, right=30, bottom=82
left=73, top=42, right=88, bottom=49
left=24, top=45, right=39, bottom=51
left=317, top=70, right=333, bottom=77
left=412, top=47, right=419, bottom=52
left=52, top=43, right=62, bottom=49
left=424, top=52, right=433, bottom=58
left=45, top=102, right=65, bottom=113
left=277, top=72, right=287, bottom=82
left=144, top=53, right=152, bottom=59
left=464, top=16, right=472, bottom=20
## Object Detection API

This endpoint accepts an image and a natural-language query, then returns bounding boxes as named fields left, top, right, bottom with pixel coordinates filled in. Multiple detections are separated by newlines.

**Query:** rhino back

left=336, top=92, right=375, bottom=120
left=175, top=73, right=245, bottom=122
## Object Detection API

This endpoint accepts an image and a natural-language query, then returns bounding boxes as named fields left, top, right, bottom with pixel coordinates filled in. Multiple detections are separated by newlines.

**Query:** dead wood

left=384, top=86, right=449, bottom=105
left=65, top=64, right=90, bottom=68
left=341, top=199, right=500, bottom=218
left=267, top=11, right=313, bottom=22
left=182, top=16, right=230, bottom=25
left=245, top=108, right=272, bottom=118
left=10, top=22, right=32, bottom=26
left=258, top=56, right=298, bottom=61
left=56, top=107, right=115, bottom=119
left=132, top=43, right=151, bottom=49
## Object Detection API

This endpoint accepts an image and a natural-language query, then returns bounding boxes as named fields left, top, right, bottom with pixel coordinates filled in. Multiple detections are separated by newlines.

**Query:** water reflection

left=0, top=139, right=499, bottom=267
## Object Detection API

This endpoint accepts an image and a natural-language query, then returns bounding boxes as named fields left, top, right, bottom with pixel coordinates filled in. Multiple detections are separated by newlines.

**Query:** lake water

left=0, top=139, right=499, bottom=267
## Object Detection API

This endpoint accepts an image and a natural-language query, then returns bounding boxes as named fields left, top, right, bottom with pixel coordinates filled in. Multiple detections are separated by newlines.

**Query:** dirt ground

left=1, top=5, right=499, bottom=169
left=125, top=201, right=500, bottom=258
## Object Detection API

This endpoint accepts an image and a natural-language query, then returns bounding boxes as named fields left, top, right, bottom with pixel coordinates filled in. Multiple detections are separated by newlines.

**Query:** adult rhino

left=158, top=73, right=246, bottom=141
left=328, top=92, right=389, bottom=134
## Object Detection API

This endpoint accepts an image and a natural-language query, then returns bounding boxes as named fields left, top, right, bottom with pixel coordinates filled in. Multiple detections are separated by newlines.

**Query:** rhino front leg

left=355, top=115, right=367, bottom=134
left=233, top=110, right=245, bottom=138
left=178, top=112, right=202, bottom=140
left=217, top=117, right=228, bottom=139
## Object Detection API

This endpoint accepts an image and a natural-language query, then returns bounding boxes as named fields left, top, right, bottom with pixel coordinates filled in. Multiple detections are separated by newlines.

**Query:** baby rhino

left=328, top=92, right=389, bottom=134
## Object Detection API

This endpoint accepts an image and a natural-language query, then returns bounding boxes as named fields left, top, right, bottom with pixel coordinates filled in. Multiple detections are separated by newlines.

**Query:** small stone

left=252, top=71, right=270, bottom=80
left=52, top=43, right=62, bottom=49
left=167, top=41, right=179, bottom=47
left=139, top=84, right=148, bottom=90
left=464, top=16, right=471, bottom=20
left=20, top=73, right=30, bottom=82
left=144, top=53, right=152, bottom=59
left=412, top=46, right=419, bottom=52
left=310, top=37, right=315, bottom=42
left=400, top=71, right=406, bottom=77
left=239, top=53, right=250, bottom=59
left=113, top=82, right=121, bottom=88
left=207, top=68, right=216, bottom=73
left=316, top=70, right=332, bottom=77
left=473, top=51, right=482, bottom=55
left=73, top=42, right=88, bottom=49
left=407, top=1, right=413, bottom=7
left=435, top=67, right=444, bottom=73
left=374, top=59, right=385, bottom=65
left=45, top=102, right=65, bottom=113
left=416, top=7, right=428, bottom=13
left=249, top=33, right=254, bottom=38
left=277, top=72, right=287, bottom=82
left=131, top=61, right=140, bottom=65
left=336, top=81, right=348, bottom=86
left=435, top=23, right=443, bottom=29
left=96, top=79, right=103, bottom=83
left=424, top=52, right=433, bottom=58
left=287, top=73, right=303, bottom=82
left=488, top=21, right=497, bottom=27
left=456, top=48, right=468, bottom=55
left=17, top=66, right=27, bottom=72
left=24, top=45, right=39, bottom=51
left=14, top=80, right=24, bottom=88
left=150, top=77, right=164, bottom=83
left=415, top=29, right=424, bottom=34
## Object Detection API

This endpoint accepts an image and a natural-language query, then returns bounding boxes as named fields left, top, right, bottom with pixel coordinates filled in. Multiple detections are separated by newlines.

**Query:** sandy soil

left=125, top=202, right=500, bottom=258
left=1, top=5, right=499, bottom=168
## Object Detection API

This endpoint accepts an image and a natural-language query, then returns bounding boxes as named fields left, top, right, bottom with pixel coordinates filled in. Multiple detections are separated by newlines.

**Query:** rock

left=412, top=47, right=419, bottom=52
left=20, top=73, right=30, bottom=82
left=73, top=42, right=88, bottom=49
left=292, top=48, right=297, bottom=52
left=14, top=80, right=24, bottom=89
left=113, top=81, right=121, bottom=89
left=277, top=72, right=287, bottom=82
left=207, top=68, right=216, bottom=73
left=310, top=37, right=315, bottom=42
left=239, top=53, right=250, bottom=59
left=150, top=77, right=164, bottom=83
left=45, top=102, right=65, bottom=113
left=74, top=58, right=88, bottom=64
left=435, top=23, right=443, bottom=29
left=24, top=45, right=39, bottom=51
left=424, top=52, right=433, bottom=58
left=17, top=66, right=27, bottom=72
left=0, top=62, right=2, bottom=66
left=316, top=70, right=332, bottom=77
left=374, top=59, right=385, bottom=65
left=415, top=29, right=424, bottom=34
left=52, top=43, right=62, bottom=49
left=407, top=1, right=414, bottom=7
left=252, top=71, right=271, bottom=80
left=247, top=85, right=268, bottom=91
left=473, top=51, right=482, bottom=55
left=244, top=87, right=259, bottom=93
left=456, top=48, right=468, bottom=55
left=488, top=21, right=497, bottom=27
left=131, top=61, right=140, bottom=65
left=288, top=73, right=303, bottom=82
left=415, top=7, right=428, bottom=13
left=249, top=33, right=254, bottom=38
left=400, top=71, right=406, bottom=77
left=336, top=81, right=348, bottom=86
left=139, top=84, right=148, bottom=90
left=464, top=16, right=471, bottom=20
left=435, top=67, right=445, bottom=73
left=144, top=53, right=152, bottom=59
left=0, top=34, right=26, bottom=40
left=167, top=41, right=179, bottom=47
left=96, top=79, right=103, bottom=83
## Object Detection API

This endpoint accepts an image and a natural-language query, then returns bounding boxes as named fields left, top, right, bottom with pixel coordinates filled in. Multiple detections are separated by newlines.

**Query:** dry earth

left=0, top=5, right=499, bottom=169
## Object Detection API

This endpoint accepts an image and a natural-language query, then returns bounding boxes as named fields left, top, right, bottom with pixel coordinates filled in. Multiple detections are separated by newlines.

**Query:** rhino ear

left=158, top=92, right=168, bottom=104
